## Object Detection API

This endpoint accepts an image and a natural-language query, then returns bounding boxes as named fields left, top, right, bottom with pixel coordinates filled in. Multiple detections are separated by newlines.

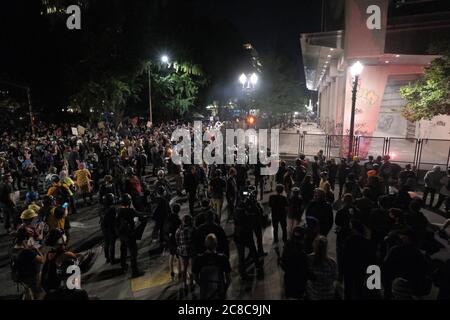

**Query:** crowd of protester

left=1, top=119, right=449, bottom=300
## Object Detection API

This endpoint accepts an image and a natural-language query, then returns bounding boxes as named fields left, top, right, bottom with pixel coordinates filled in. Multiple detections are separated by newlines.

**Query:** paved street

left=1, top=164, right=448, bottom=300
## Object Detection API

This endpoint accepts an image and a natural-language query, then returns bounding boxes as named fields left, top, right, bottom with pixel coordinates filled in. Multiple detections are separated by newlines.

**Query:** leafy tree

left=400, top=44, right=450, bottom=122
left=254, top=53, right=307, bottom=117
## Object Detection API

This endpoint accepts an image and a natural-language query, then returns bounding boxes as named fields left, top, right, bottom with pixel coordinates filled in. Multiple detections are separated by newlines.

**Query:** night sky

left=0, top=0, right=323, bottom=116
left=193, top=0, right=322, bottom=55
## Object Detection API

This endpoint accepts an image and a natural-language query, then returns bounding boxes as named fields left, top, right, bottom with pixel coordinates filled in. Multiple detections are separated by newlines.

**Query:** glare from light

left=395, top=54, right=400, bottom=58
left=239, top=73, right=247, bottom=85
left=250, top=73, right=258, bottom=85
left=350, top=61, right=364, bottom=77
left=161, top=55, right=169, bottom=64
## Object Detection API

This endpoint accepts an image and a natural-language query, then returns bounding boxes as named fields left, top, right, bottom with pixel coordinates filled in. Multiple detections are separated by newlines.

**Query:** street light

left=161, top=55, right=169, bottom=64
left=148, top=55, right=171, bottom=124
left=250, top=73, right=258, bottom=85
left=239, top=74, right=247, bottom=86
left=348, top=61, right=364, bottom=159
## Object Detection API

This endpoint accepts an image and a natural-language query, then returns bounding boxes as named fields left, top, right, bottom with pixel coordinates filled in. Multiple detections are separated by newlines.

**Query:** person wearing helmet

left=19, top=208, right=44, bottom=245
left=115, top=193, right=150, bottom=277
left=99, top=175, right=117, bottom=204
left=100, top=193, right=117, bottom=264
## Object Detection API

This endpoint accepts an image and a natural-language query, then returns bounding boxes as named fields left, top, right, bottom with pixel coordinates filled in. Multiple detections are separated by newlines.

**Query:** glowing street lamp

left=239, top=74, right=247, bottom=86
left=250, top=73, right=258, bottom=85
left=161, top=55, right=169, bottom=64
left=348, top=61, right=364, bottom=159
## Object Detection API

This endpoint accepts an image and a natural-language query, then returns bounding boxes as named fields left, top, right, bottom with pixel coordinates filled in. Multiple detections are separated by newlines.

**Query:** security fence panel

left=279, top=133, right=300, bottom=156
left=418, top=139, right=450, bottom=171
left=388, top=138, right=418, bottom=165
left=328, top=135, right=349, bottom=159
left=358, top=136, right=386, bottom=161
left=303, top=134, right=328, bottom=157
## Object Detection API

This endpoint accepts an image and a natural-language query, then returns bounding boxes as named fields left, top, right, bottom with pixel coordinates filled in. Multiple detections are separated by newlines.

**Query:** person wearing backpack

left=10, top=226, right=45, bottom=300
left=192, top=234, right=231, bottom=300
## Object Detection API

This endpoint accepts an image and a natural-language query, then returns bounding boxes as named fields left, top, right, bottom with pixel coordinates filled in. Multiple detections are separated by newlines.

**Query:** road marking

left=131, top=272, right=171, bottom=292
left=70, top=221, right=87, bottom=228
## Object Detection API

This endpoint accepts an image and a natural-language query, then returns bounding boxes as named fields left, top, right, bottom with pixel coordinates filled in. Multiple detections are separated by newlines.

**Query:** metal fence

left=280, top=133, right=450, bottom=171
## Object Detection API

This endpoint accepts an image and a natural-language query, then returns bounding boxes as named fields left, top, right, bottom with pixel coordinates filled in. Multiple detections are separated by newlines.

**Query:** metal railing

left=280, top=133, right=450, bottom=171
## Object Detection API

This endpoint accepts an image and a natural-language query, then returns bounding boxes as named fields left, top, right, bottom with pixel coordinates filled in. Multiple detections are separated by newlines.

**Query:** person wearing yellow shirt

left=60, top=170, right=77, bottom=215
left=74, top=163, right=93, bottom=206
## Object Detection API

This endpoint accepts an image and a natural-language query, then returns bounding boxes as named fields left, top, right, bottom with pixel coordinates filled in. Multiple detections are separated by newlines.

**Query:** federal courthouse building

left=300, top=0, right=450, bottom=166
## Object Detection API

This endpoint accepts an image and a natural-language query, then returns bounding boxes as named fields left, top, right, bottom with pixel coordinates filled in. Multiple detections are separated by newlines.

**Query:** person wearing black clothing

left=300, top=175, right=314, bottom=206
left=153, top=186, right=171, bottom=244
left=338, top=158, right=350, bottom=199
left=354, top=188, right=375, bottom=224
left=246, top=192, right=266, bottom=256
left=276, top=161, right=287, bottom=185
left=382, top=228, right=432, bottom=300
left=326, top=159, right=338, bottom=191
left=233, top=201, right=263, bottom=279
left=99, top=175, right=117, bottom=204
left=235, top=164, right=248, bottom=195
left=281, top=226, right=311, bottom=299
left=398, top=164, right=416, bottom=189
left=195, top=200, right=221, bottom=228
left=269, top=185, right=288, bottom=243
left=167, top=204, right=182, bottom=280
left=226, top=167, right=238, bottom=223
left=342, top=219, right=378, bottom=300
left=100, top=193, right=117, bottom=264
left=116, top=193, right=149, bottom=277
left=192, top=234, right=231, bottom=300
left=334, top=194, right=359, bottom=282
left=1, top=174, right=16, bottom=233
left=364, top=156, right=375, bottom=175
left=288, top=187, right=303, bottom=236
left=184, top=166, right=199, bottom=216
left=293, top=159, right=306, bottom=188
left=312, top=156, right=320, bottom=188
left=305, top=189, right=334, bottom=236
left=369, top=196, right=395, bottom=264
left=194, top=211, right=229, bottom=257
left=209, top=170, right=227, bottom=222
left=134, top=147, right=147, bottom=178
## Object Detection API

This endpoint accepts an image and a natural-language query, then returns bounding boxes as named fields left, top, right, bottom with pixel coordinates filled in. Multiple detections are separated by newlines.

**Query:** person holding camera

left=233, top=199, right=264, bottom=280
